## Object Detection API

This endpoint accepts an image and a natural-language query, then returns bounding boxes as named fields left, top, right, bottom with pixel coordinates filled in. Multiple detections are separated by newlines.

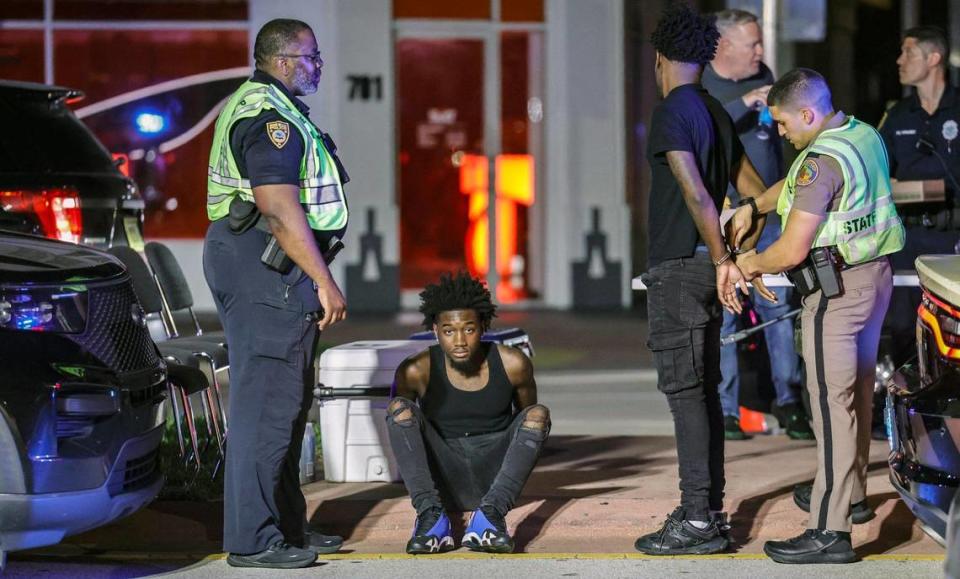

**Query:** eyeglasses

left=278, top=51, right=323, bottom=65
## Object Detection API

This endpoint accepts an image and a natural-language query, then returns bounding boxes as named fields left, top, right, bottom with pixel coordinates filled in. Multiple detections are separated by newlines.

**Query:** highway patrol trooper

left=203, top=18, right=348, bottom=569
left=878, top=26, right=960, bottom=363
left=730, top=69, right=904, bottom=564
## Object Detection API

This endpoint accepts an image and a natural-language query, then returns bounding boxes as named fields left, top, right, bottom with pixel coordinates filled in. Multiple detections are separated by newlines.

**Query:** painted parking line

left=313, top=552, right=945, bottom=562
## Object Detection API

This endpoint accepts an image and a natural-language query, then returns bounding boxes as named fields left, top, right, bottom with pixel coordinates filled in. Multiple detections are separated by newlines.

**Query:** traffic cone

left=739, top=406, right=767, bottom=434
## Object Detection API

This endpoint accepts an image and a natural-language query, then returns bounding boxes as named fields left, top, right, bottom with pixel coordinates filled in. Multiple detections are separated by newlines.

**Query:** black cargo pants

left=641, top=253, right=725, bottom=521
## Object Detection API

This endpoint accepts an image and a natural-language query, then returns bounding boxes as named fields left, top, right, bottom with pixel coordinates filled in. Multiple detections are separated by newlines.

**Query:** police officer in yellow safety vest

left=728, top=69, right=904, bottom=565
left=203, top=18, right=349, bottom=569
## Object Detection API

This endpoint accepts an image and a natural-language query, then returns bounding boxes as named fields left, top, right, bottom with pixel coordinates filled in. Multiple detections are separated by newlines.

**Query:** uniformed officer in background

left=702, top=8, right=810, bottom=442
left=731, top=68, right=904, bottom=564
left=879, top=26, right=960, bottom=363
left=203, top=18, right=349, bottom=569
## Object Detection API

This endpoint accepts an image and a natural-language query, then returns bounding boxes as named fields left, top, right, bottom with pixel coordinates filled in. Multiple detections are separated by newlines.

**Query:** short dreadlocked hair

left=419, top=271, right=497, bottom=331
left=650, top=3, right=719, bottom=66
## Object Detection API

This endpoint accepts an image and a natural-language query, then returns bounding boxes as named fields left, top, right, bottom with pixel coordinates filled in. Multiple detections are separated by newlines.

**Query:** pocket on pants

left=249, top=298, right=309, bottom=362
left=648, top=328, right=704, bottom=394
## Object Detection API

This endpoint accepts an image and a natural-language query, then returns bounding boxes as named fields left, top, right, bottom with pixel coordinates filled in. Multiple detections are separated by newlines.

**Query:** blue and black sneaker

left=462, top=505, right=514, bottom=553
left=406, top=507, right=455, bottom=554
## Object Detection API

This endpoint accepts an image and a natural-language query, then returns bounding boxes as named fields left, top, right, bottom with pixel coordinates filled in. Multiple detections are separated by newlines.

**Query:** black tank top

left=420, top=343, right=515, bottom=438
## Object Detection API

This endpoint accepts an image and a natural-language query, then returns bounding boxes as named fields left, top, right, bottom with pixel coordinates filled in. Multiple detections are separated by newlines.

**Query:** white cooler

left=316, top=340, right=429, bottom=483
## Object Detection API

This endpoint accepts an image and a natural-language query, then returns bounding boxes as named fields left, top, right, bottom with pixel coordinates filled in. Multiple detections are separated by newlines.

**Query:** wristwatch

left=738, top=196, right=758, bottom=217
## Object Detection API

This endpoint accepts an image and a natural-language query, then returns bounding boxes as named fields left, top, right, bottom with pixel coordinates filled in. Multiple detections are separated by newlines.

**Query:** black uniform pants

left=203, top=218, right=322, bottom=554
left=642, top=254, right=725, bottom=521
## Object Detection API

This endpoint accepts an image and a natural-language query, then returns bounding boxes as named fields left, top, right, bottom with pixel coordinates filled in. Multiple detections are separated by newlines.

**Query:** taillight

left=0, top=188, right=83, bottom=243
left=918, top=290, right=960, bottom=360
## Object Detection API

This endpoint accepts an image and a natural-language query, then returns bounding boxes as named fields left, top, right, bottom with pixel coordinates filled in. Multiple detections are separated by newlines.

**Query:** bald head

left=768, top=68, right=833, bottom=114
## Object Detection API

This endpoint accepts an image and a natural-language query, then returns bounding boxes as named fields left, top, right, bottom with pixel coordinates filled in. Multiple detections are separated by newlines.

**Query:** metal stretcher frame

left=632, top=272, right=921, bottom=345
left=631, top=272, right=921, bottom=291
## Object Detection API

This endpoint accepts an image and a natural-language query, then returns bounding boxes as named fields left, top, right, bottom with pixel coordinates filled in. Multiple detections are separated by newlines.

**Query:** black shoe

left=634, top=508, right=729, bottom=555
left=463, top=505, right=514, bottom=553
left=406, top=507, right=455, bottom=554
left=713, top=512, right=731, bottom=541
left=303, top=531, right=343, bottom=554
left=724, top=415, right=748, bottom=440
left=226, top=541, right=318, bottom=569
left=792, top=484, right=875, bottom=524
left=764, top=529, right=856, bottom=564
left=777, top=403, right=815, bottom=441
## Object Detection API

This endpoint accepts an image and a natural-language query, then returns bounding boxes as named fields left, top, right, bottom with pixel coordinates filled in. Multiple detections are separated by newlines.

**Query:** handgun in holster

left=228, top=195, right=344, bottom=274
left=786, top=246, right=844, bottom=299
left=260, top=232, right=344, bottom=274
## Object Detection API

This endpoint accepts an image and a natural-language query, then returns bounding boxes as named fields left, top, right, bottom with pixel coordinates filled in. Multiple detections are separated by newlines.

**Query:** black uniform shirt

left=879, top=85, right=960, bottom=193
left=229, top=70, right=307, bottom=188
left=646, top=83, right=744, bottom=267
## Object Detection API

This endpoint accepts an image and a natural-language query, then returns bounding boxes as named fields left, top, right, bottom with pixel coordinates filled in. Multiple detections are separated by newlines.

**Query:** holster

left=226, top=194, right=344, bottom=274
left=786, top=247, right=844, bottom=299
left=227, top=195, right=262, bottom=234
left=786, top=261, right=820, bottom=297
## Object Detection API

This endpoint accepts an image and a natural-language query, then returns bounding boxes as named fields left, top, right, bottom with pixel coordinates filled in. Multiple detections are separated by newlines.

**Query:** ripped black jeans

left=642, top=254, right=724, bottom=521
left=386, top=399, right=549, bottom=516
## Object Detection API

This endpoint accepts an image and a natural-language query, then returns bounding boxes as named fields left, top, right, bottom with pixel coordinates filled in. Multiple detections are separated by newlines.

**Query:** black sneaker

left=713, top=512, right=731, bottom=541
left=724, top=415, right=748, bottom=440
left=226, top=541, right=318, bottom=569
left=303, top=531, right=343, bottom=554
left=777, top=403, right=815, bottom=440
left=463, top=505, right=514, bottom=553
left=792, top=484, right=874, bottom=524
left=406, top=507, right=455, bottom=554
left=764, top=529, right=856, bottom=564
left=634, top=508, right=729, bottom=555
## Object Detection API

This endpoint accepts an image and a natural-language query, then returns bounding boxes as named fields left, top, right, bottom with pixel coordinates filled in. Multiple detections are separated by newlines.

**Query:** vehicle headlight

left=0, top=287, right=88, bottom=333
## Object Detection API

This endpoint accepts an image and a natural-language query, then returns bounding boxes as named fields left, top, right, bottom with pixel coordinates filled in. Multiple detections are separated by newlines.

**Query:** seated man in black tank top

left=386, top=272, right=550, bottom=554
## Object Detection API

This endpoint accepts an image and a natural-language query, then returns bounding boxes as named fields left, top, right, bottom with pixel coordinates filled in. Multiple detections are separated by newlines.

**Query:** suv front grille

left=67, top=279, right=160, bottom=373
left=108, top=448, right=159, bottom=496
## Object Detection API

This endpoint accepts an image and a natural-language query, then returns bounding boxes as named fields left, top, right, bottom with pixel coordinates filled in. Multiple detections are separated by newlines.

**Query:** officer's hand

left=751, top=276, right=778, bottom=304
left=316, top=280, right=347, bottom=331
left=741, top=85, right=772, bottom=109
left=717, top=261, right=749, bottom=314
left=735, top=249, right=760, bottom=280
left=727, top=205, right=754, bottom=250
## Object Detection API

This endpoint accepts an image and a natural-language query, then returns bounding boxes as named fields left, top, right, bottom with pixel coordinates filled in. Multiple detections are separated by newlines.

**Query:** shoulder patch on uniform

left=796, top=158, right=820, bottom=187
left=266, top=121, right=290, bottom=149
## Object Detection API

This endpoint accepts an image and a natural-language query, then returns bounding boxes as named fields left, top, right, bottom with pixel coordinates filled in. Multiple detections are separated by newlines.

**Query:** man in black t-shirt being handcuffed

left=386, top=272, right=548, bottom=555
left=635, top=4, right=772, bottom=556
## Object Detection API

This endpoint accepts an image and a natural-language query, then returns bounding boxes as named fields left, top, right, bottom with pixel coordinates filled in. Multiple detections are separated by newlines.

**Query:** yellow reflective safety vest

left=207, top=79, right=348, bottom=232
left=778, top=116, right=905, bottom=265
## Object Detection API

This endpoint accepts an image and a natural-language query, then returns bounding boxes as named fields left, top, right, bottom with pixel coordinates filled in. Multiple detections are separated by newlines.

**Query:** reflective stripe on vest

left=206, top=80, right=347, bottom=231
left=777, top=116, right=904, bottom=265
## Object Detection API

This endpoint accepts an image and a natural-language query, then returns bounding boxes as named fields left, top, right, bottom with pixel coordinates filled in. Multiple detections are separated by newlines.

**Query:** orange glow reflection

left=460, top=154, right=534, bottom=302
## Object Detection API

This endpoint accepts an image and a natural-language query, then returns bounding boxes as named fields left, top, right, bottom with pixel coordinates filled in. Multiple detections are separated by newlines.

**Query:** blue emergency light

left=135, top=111, right=166, bottom=134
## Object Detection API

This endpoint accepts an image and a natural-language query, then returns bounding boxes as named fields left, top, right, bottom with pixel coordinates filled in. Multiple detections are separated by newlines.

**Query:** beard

left=448, top=353, right=483, bottom=375
left=293, top=67, right=319, bottom=95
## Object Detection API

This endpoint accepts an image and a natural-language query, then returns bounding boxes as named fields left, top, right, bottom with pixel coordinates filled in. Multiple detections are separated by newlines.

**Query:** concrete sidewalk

left=10, top=309, right=943, bottom=573
left=16, top=435, right=940, bottom=562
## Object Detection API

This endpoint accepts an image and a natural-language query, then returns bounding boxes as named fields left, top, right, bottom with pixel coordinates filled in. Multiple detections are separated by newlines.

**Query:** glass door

left=396, top=27, right=543, bottom=302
